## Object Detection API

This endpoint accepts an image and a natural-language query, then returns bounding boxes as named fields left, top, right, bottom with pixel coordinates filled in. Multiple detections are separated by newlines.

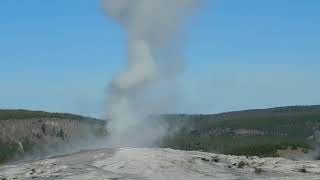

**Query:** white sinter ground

left=1, top=148, right=320, bottom=179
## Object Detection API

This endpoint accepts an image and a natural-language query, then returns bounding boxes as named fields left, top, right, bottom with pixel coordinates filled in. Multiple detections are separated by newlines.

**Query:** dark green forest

left=158, top=105, right=320, bottom=157
left=1, top=105, right=320, bottom=163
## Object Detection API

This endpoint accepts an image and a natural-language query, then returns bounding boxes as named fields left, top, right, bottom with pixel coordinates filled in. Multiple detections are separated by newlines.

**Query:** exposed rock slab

left=0, top=118, right=106, bottom=145
left=1, top=148, right=320, bottom=179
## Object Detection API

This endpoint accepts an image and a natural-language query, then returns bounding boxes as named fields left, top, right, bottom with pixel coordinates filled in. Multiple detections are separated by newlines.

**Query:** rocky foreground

left=1, top=148, right=320, bottom=180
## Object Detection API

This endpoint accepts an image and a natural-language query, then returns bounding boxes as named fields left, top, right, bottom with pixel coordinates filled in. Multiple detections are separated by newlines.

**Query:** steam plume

left=102, top=0, right=196, bottom=146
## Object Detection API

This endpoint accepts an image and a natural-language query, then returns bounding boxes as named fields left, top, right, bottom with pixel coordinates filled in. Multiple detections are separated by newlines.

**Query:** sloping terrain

left=1, top=148, right=320, bottom=180
left=1, top=105, right=320, bottom=164
left=0, top=109, right=92, bottom=121
left=160, top=105, right=320, bottom=157
left=0, top=110, right=107, bottom=163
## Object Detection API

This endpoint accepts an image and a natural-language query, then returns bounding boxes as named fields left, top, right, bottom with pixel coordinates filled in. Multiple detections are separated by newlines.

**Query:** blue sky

left=0, top=0, right=319, bottom=117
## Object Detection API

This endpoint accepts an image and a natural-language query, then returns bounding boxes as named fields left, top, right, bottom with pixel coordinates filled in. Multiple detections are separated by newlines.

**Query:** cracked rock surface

left=1, top=148, right=320, bottom=179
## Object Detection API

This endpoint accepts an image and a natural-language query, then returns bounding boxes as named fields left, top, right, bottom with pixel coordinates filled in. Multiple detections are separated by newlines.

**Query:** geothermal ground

left=1, top=148, right=320, bottom=180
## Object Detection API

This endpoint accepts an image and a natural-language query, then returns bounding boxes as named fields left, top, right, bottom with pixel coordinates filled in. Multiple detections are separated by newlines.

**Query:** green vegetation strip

left=161, top=135, right=311, bottom=157
left=0, top=109, right=87, bottom=120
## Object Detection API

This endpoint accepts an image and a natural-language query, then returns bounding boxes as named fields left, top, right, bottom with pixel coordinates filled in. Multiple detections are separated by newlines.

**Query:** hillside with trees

left=159, top=105, right=320, bottom=158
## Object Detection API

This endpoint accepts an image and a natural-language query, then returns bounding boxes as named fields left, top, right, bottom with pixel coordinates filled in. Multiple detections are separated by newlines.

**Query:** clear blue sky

left=1, top=0, right=319, bottom=117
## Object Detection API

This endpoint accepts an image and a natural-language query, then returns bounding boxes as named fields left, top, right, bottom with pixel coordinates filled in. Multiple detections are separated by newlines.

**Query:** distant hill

left=0, top=109, right=102, bottom=122
left=0, top=109, right=107, bottom=163
left=160, top=105, right=320, bottom=158
left=1, top=106, right=320, bottom=162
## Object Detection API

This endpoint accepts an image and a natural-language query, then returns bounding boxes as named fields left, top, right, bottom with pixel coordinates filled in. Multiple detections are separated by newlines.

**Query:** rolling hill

left=1, top=105, right=320, bottom=163
left=159, top=105, right=320, bottom=158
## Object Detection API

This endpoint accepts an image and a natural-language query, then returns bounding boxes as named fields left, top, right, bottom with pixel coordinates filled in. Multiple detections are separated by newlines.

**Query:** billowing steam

left=102, top=0, right=196, bottom=146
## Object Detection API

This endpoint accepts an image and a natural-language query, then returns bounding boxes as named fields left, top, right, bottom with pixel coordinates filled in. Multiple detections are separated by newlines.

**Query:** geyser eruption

left=102, top=0, right=196, bottom=146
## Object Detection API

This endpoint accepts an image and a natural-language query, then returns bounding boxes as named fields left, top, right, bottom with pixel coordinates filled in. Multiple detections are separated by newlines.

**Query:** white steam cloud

left=102, top=0, right=196, bottom=146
